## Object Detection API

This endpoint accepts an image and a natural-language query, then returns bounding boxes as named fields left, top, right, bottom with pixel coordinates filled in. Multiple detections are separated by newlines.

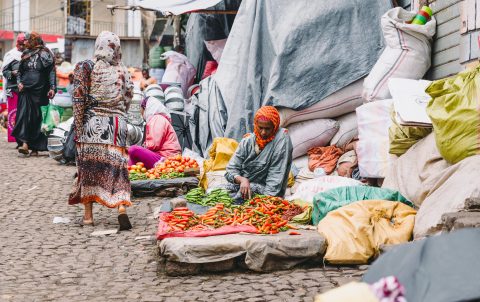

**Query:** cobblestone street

left=0, top=131, right=366, bottom=302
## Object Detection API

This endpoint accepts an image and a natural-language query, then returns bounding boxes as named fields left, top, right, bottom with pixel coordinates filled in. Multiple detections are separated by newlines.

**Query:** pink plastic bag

left=7, top=92, right=18, bottom=143
left=160, top=51, right=196, bottom=97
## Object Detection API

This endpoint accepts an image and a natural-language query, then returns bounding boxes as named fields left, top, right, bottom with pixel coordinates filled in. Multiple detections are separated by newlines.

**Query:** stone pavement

left=0, top=131, right=367, bottom=302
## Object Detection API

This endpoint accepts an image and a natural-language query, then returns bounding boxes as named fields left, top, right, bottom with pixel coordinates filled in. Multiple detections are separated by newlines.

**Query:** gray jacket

left=225, top=128, right=293, bottom=197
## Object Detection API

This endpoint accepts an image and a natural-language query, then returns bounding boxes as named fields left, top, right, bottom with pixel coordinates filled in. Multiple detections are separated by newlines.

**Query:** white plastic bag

left=161, top=51, right=196, bottom=97
left=363, top=7, right=436, bottom=102
left=205, top=39, right=227, bottom=63
left=356, top=99, right=394, bottom=178
left=287, top=176, right=363, bottom=203
left=183, top=148, right=205, bottom=174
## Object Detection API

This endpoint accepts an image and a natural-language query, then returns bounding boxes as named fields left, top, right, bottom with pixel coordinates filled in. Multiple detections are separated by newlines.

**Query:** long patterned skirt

left=69, top=142, right=132, bottom=208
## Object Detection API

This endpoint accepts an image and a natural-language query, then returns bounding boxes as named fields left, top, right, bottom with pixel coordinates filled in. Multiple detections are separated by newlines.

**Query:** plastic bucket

left=165, top=86, right=185, bottom=111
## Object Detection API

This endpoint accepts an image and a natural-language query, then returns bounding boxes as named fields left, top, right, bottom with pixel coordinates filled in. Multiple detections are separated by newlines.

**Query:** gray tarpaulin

left=363, top=228, right=480, bottom=302
left=159, top=230, right=326, bottom=272
left=185, top=0, right=240, bottom=80
left=193, top=0, right=391, bottom=145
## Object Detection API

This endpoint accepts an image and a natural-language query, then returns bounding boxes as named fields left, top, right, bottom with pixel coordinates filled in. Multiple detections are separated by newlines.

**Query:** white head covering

left=93, top=31, right=121, bottom=65
left=1, top=47, right=22, bottom=101
left=144, top=96, right=171, bottom=123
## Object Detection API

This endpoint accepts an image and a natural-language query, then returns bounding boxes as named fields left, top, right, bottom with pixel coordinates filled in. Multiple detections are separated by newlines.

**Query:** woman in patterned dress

left=69, top=31, right=134, bottom=230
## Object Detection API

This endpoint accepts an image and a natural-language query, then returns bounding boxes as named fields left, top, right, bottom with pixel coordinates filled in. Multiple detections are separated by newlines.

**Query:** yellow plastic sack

left=317, top=200, right=416, bottom=264
left=287, top=172, right=295, bottom=188
left=314, top=282, right=379, bottom=302
left=290, top=200, right=313, bottom=225
left=389, top=110, right=431, bottom=156
left=426, top=67, right=480, bottom=164
left=200, top=138, right=239, bottom=190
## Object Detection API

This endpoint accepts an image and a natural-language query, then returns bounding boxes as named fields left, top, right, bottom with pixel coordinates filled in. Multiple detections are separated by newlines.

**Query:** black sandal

left=118, top=213, right=132, bottom=231
left=18, top=148, right=29, bottom=155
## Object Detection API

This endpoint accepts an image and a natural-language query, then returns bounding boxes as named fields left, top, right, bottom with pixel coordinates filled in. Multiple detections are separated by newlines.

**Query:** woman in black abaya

left=12, top=31, right=56, bottom=156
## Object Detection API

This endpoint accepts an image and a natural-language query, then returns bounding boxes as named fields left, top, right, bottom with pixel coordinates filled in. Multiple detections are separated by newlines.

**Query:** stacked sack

left=356, top=6, right=435, bottom=179
left=284, top=77, right=364, bottom=194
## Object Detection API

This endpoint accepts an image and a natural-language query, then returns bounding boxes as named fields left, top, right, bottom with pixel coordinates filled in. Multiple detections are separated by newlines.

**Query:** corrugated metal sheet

left=427, top=0, right=463, bottom=79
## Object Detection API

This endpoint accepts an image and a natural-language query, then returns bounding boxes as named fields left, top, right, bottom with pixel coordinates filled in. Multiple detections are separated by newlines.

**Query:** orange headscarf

left=254, top=106, right=280, bottom=150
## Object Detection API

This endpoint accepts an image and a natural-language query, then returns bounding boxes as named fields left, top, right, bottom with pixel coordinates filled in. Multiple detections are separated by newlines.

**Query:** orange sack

left=308, top=146, right=344, bottom=174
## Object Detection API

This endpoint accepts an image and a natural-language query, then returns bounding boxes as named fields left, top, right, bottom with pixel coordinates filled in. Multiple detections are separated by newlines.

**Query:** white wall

left=13, top=0, right=29, bottom=32
left=71, top=38, right=141, bottom=67
left=127, top=0, right=142, bottom=37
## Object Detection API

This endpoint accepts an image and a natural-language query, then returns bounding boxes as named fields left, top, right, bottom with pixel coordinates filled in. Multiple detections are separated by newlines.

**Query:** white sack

left=356, top=99, right=393, bottom=178
left=287, top=176, right=364, bottom=204
left=382, top=133, right=480, bottom=239
left=363, top=7, right=435, bottom=102
left=288, top=119, right=339, bottom=159
left=330, top=112, right=358, bottom=148
left=279, top=78, right=364, bottom=127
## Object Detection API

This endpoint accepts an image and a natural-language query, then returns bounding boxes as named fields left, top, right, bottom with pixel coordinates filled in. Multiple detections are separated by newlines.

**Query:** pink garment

left=7, top=92, right=18, bottom=143
left=128, top=145, right=163, bottom=169
left=145, top=114, right=181, bottom=158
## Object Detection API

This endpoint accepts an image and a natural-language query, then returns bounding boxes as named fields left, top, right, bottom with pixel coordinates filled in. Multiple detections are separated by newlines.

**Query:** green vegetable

left=185, top=188, right=234, bottom=207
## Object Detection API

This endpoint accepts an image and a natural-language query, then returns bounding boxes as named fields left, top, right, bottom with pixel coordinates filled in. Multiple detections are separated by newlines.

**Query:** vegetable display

left=163, top=196, right=303, bottom=234
left=128, top=155, right=198, bottom=181
left=185, top=188, right=234, bottom=207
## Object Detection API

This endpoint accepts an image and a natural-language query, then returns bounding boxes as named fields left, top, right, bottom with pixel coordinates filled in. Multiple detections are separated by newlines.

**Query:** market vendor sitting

left=128, top=97, right=181, bottom=169
left=224, top=106, right=293, bottom=201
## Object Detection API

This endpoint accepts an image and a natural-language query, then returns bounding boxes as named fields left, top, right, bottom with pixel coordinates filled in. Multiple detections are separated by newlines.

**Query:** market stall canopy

left=107, top=0, right=225, bottom=15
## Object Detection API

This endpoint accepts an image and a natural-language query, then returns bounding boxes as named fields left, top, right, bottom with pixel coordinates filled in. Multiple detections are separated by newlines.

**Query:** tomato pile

left=128, top=156, right=199, bottom=181
left=154, top=155, right=199, bottom=175
left=162, top=196, right=302, bottom=234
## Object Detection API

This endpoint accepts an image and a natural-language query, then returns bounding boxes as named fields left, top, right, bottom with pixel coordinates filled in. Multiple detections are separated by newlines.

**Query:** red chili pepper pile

left=163, top=196, right=302, bottom=234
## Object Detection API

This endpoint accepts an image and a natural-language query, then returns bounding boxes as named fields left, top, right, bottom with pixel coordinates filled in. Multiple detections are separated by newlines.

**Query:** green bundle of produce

left=185, top=188, right=234, bottom=207
left=186, top=188, right=206, bottom=204
left=159, top=172, right=185, bottom=179
left=201, top=189, right=234, bottom=207
left=129, top=171, right=147, bottom=181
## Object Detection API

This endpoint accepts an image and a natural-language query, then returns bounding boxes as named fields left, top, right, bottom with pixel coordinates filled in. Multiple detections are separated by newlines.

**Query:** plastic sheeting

left=185, top=0, right=240, bottom=80
left=363, top=228, right=480, bottom=302
left=130, top=177, right=199, bottom=197
left=133, top=0, right=224, bottom=15
left=211, top=0, right=391, bottom=141
left=312, top=186, right=413, bottom=225
left=159, top=230, right=326, bottom=272
left=318, top=200, right=416, bottom=265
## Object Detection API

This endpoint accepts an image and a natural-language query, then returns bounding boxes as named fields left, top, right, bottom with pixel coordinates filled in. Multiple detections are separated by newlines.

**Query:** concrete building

left=0, top=0, right=142, bottom=67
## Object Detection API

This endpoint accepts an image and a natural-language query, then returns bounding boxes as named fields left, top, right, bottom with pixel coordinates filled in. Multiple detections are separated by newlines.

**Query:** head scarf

left=144, top=96, right=171, bottom=123
left=93, top=31, right=122, bottom=66
left=25, top=31, right=44, bottom=49
left=2, top=34, right=24, bottom=69
left=16, top=33, right=25, bottom=48
left=21, top=32, right=51, bottom=61
left=254, top=106, right=280, bottom=150
left=89, top=31, right=133, bottom=114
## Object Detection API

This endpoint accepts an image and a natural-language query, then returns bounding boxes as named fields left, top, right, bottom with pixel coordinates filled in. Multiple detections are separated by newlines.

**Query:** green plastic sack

left=148, top=46, right=166, bottom=69
left=312, top=186, right=414, bottom=225
left=61, top=107, right=73, bottom=123
left=389, top=110, right=432, bottom=156
left=426, top=67, right=480, bottom=164
left=41, top=104, right=64, bottom=133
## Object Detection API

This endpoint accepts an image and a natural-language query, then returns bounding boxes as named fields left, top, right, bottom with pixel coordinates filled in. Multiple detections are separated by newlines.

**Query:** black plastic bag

left=63, top=124, right=76, bottom=162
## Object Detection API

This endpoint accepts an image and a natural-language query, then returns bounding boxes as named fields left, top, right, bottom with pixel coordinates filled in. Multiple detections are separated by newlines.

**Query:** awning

left=108, top=0, right=225, bottom=15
